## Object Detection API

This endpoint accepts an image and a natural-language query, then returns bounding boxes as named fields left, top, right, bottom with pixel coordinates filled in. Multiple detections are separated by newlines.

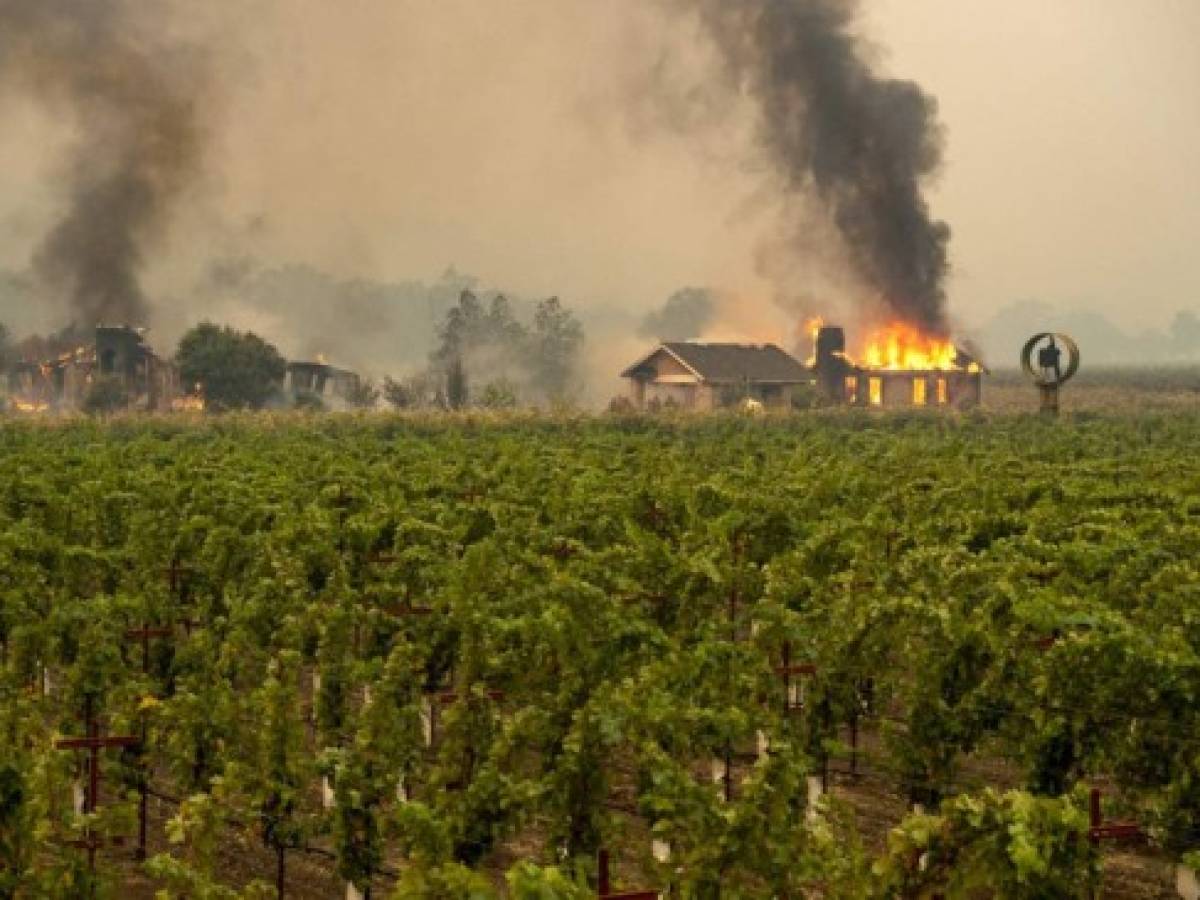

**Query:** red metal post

left=1086, top=787, right=1143, bottom=843
left=55, top=699, right=138, bottom=875
left=124, top=623, right=171, bottom=861
left=598, top=848, right=611, bottom=896
left=850, top=715, right=859, bottom=777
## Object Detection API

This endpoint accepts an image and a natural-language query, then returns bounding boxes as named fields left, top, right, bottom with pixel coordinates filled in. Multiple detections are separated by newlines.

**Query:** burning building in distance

left=810, top=322, right=982, bottom=409
left=6, top=325, right=182, bottom=413
left=622, top=321, right=983, bottom=412
left=3, top=325, right=362, bottom=414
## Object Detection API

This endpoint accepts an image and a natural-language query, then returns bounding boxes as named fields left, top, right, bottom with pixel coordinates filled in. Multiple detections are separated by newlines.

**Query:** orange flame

left=11, top=399, right=50, bottom=413
left=171, top=396, right=206, bottom=412
left=171, top=383, right=206, bottom=412
left=858, top=322, right=960, bottom=371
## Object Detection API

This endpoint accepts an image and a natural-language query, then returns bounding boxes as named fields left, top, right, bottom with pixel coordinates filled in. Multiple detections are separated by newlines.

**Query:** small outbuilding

left=284, top=360, right=361, bottom=405
left=621, top=342, right=811, bottom=411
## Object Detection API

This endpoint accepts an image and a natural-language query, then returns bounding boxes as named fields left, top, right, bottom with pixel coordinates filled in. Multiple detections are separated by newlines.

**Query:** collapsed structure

left=283, top=360, right=362, bottom=406
left=5, top=326, right=182, bottom=413
left=3, top=326, right=361, bottom=414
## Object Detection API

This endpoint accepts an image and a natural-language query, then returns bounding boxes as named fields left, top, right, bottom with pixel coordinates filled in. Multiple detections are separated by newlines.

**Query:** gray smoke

left=0, top=0, right=209, bottom=327
left=681, top=0, right=951, bottom=331
left=638, top=287, right=715, bottom=341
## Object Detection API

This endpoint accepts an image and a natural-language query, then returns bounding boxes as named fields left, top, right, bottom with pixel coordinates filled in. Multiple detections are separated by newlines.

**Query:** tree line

left=0, top=289, right=585, bottom=414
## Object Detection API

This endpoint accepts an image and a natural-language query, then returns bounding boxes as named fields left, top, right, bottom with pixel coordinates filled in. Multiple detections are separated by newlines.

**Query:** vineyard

left=2, top=412, right=1199, bottom=898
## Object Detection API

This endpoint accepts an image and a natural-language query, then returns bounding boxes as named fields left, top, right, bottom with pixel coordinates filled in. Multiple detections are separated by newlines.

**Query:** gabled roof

left=622, top=342, right=811, bottom=384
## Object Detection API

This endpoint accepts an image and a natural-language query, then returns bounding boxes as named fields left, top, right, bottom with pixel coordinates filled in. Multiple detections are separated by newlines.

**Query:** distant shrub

left=479, top=379, right=518, bottom=409
left=83, top=376, right=129, bottom=415
left=292, top=390, right=326, bottom=412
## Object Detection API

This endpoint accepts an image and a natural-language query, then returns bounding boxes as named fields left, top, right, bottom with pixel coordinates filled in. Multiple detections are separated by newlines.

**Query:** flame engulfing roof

left=623, top=342, right=812, bottom=384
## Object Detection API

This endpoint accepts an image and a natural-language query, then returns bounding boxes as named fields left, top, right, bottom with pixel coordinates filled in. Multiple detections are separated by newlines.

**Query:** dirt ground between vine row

left=104, top=730, right=1179, bottom=899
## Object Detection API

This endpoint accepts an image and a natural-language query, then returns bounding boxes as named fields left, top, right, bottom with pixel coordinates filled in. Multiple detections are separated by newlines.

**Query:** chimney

left=814, top=326, right=849, bottom=401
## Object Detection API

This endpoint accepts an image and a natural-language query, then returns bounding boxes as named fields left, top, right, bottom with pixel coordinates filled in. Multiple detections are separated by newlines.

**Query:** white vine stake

left=711, top=756, right=729, bottom=802
left=787, top=680, right=803, bottom=710
left=651, top=839, right=671, bottom=863
left=396, top=775, right=409, bottom=804
left=1178, top=863, right=1200, bottom=900
left=72, top=781, right=85, bottom=816
left=421, top=697, right=433, bottom=747
left=806, top=775, right=823, bottom=822
left=345, top=882, right=364, bottom=900
left=322, top=776, right=335, bottom=810
left=756, top=730, right=769, bottom=761
left=710, top=757, right=726, bottom=784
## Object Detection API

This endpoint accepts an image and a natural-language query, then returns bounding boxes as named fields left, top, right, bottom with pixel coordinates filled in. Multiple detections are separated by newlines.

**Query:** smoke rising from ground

left=639, top=288, right=716, bottom=341
left=1, top=2, right=1195, bottom=392
left=0, top=0, right=210, bottom=327
left=677, top=0, right=952, bottom=332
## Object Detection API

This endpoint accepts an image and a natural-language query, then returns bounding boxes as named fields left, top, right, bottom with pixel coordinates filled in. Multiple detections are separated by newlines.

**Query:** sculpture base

left=1039, top=384, right=1060, bottom=416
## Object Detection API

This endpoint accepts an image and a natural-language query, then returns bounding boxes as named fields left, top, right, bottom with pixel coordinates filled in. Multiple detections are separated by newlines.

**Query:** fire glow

left=857, top=322, right=964, bottom=372
left=807, top=318, right=984, bottom=409
left=12, top=399, right=49, bottom=413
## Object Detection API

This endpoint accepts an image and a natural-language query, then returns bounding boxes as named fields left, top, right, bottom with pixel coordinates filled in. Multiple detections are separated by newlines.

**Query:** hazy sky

left=1, top=0, right=1198, bottom=346
left=866, top=0, right=1200, bottom=331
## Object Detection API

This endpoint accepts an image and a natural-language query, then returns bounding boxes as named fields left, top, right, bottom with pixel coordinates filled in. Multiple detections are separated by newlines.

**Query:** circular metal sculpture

left=1021, top=332, right=1080, bottom=415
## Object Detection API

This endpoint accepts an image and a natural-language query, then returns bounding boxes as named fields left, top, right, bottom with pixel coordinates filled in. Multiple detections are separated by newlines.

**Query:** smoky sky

left=1, top=0, right=1197, bottom=370
left=638, top=287, right=716, bottom=341
left=679, top=0, right=951, bottom=332
left=0, top=0, right=209, bottom=327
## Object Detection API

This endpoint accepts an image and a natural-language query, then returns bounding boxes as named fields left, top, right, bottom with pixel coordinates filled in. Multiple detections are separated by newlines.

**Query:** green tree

left=345, top=378, right=380, bottom=410
left=384, top=373, right=435, bottom=410
left=383, top=377, right=414, bottom=410
left=528, top=298, right=583, bottom=401
left=434, top=291, right=527, bottom=368
left=176, top=323, right=286, bottom=412
left=446, top=357, right=468, bottom=411
left=478, top=380, right=517, bottom=410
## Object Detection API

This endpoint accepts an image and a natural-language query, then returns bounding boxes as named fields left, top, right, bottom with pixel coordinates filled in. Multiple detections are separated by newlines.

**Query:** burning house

left=5, top=325, right=182, bottom=413
left=621, top=324, right=983, bottom=412
left=284, top=360, right=361, bottom=406
left=811, top=323, right=983, bottom=409
left=622, top=342, right=812, bottom=411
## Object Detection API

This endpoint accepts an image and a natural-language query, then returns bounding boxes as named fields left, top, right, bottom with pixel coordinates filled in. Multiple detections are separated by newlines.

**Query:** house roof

left=622, top=342, right=812, bottom=384
left=287, top=360, right=357, bottom=379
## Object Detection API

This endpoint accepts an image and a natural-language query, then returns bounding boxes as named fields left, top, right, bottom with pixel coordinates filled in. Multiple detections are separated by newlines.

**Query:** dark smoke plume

left=681, top=0, right=951, bottom=331
left=0, top=0, right=209, bottom=327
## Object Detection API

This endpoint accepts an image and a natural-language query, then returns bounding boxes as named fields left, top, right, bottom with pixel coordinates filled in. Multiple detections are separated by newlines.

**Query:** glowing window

left=936, top=378, right=948, bottom=405
left=912, top=377, right=927, bottom=406
left=868, top=377, right=883, bottom=407
left=844, top=376, right=858, bottom=403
